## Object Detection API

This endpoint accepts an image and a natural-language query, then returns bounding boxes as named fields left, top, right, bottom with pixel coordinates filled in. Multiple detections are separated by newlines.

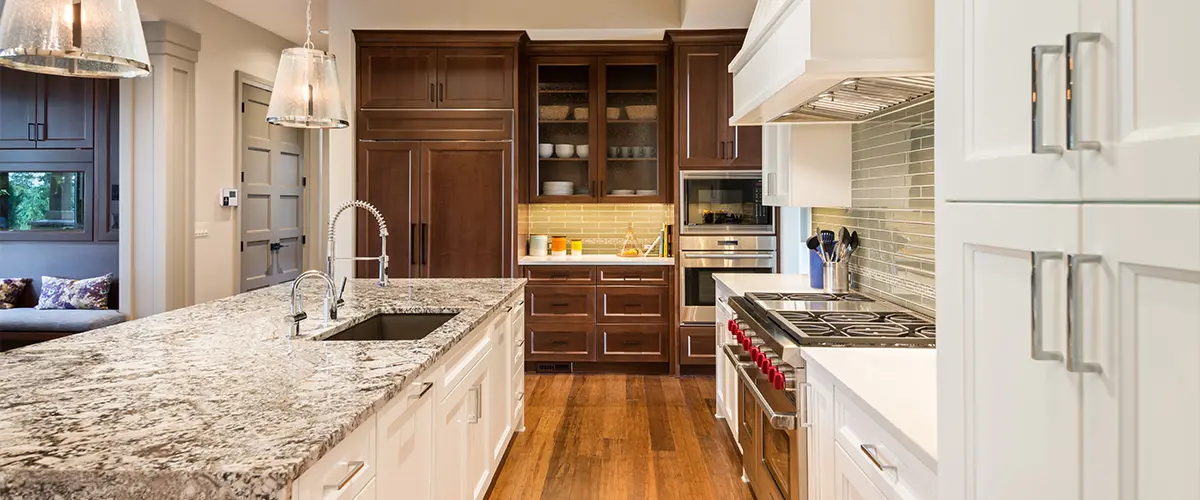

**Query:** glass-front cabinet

left=530, top=54, right=667, bottom=203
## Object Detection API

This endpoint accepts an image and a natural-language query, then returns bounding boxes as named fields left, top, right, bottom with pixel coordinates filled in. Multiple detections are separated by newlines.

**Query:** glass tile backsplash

left=523, top=204, right=673, bottom=254
left=813, top=100, right=935, bottom=316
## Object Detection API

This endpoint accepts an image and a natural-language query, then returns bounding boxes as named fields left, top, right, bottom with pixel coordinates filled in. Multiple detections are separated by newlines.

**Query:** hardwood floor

left=487, top=374, right=753, bottom=500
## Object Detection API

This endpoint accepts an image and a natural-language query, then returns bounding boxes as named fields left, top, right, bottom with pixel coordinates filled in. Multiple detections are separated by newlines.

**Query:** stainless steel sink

left=320, top=314, right=456, bottom=341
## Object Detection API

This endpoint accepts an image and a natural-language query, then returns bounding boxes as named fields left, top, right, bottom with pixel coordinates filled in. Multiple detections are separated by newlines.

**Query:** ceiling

left=205, top=0, right=753, bottom=47
left=206, top=0, right=329, bottom=46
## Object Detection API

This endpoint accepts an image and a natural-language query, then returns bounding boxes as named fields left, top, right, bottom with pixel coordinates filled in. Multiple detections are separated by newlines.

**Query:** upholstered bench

left=0, top=279, right=126, bottom=351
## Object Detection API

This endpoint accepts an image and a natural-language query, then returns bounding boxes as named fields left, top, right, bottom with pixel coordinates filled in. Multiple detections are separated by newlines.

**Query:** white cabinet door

left=937, top=202, right=1082, bottom=500
left=937, top=0, right=1082, bottom=201
left=376, top=380, right=434, bottom=500
left=762, top=124, right=790, bottom=206
left=487, top=328, right=512, bottom=465
left=807, top=371, right=835, bottom=500
left=833, top=442, right=888, bottom=500
left=436, top=357, right=491, bottom=500
left=353, top=478, right=376, bottom=500
left=715, top=291, right=740, bottom=444
left=1078, top=1, right=1200, bottom=201
left=1080, top=204, right=1200, bottom=500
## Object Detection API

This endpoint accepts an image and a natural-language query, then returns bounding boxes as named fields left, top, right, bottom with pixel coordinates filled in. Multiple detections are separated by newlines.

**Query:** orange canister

left=550, top=236, right=568, bottom=257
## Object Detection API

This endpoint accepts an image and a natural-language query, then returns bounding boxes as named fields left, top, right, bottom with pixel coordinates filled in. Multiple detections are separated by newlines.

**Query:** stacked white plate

left=543, top=181, right=574, bottom=196
left=610, top=189, right=636, bottom=196
left=635, top=189, right=657, bottom=196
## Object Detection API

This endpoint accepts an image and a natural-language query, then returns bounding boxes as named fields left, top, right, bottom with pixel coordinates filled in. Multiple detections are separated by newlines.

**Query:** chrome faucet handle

left=330, top=277, right=348, bottom=319
left=285, top=311, right=308, bottom=337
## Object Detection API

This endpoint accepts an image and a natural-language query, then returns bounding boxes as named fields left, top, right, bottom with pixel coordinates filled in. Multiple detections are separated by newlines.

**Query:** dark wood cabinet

left=420, top=141, right=510, bottom=278
left=0, top=68, right=95, bottom=149
left=0, top=68, right=39, bottom=149
left=356, top=141, right=512, bottom=279
left=358, top=46, right=514, bottom=110
left=356, top=141, right=420, bottom=278
left=676, top=45, right=726, bottom=168
left=437, top=48, right=514, bottom=109
left=673, top=35, right=761, bottom=169
left=678, top=325, right=717, bottom=366
left=522, top=264, right=673, bottom=370
left=597, top=324, right=668, bottom=362
left=358, top=47, right=437, bottom=109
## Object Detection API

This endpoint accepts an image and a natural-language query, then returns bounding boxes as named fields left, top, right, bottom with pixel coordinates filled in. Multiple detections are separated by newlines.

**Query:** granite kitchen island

left=0, top=278, right=526, bottom=499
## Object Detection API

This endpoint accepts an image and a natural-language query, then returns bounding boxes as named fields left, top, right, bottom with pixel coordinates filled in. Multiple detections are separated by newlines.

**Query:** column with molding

left=119, top=21, right=200, bottom=318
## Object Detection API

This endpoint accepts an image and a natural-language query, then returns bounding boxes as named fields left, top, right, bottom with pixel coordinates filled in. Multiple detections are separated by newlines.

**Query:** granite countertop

left=0, top=278, right=526, bottom=500
left=801, top=347, right=937, bottom=470
left=518, top=255, right=675, bottom=266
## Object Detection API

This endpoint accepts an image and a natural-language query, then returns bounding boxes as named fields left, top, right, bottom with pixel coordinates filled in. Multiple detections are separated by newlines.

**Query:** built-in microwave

left=679, top=171, right=774, bottom=235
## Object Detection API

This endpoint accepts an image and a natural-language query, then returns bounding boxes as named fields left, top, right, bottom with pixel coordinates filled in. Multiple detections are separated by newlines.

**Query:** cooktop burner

left=768, top=309, right=936, bottom=346
left=747, top=292, right=875, bottom=302
left=841, top=323, right=911, bottom=337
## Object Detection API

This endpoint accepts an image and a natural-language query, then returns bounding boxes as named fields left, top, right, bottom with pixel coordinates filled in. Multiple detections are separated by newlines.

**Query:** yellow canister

left=570, top=238, right=584, bottom=255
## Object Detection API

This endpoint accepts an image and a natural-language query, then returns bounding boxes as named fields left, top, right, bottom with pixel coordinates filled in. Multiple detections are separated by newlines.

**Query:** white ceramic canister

left=529, top=235, right=549, bottom=257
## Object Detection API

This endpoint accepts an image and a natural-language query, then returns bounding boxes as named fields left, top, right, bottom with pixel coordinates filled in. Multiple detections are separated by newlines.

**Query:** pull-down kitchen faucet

left=327, top=200, right=389, bottom=287
left=285, top=270, right=343, bottom=338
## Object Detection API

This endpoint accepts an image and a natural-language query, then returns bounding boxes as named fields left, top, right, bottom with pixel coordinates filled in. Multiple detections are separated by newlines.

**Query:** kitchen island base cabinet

left=833, top=443, right=888, bottom=500
left=291, top=293, right=525, bottom=500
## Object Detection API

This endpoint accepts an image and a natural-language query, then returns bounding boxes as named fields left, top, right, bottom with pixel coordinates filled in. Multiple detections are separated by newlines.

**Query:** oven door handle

left=723, top=345, right=797, bottom=430
left=681, top=253, right=775, bottom=260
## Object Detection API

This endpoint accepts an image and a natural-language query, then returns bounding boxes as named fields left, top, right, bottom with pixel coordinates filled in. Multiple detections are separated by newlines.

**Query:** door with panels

left=937, top=203, right=1082, bottom=500
left=1076, top=1, right=1200, bottom=201
left=1078, top=205, right=1200, bottom=500
left=677, top=44, right=726, bottom=168
left=240, top=82, right=305, bottom=292
left=355, top=141, right=420, bottom=279
left=936, top=0, right=1082, bottom=201
left=0, top=68, right=39, bottom=149
left=419, top=141, right=510, bottom=278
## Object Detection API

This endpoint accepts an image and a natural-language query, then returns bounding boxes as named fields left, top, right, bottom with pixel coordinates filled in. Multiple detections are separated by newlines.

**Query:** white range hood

left=729, top=0, right=934, bottom=124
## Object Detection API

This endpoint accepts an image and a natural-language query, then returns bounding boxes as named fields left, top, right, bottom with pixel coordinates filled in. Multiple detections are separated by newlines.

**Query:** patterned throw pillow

left=36, top=274, right=114, bottom=310
left=0, top=278, right=30, bottom=309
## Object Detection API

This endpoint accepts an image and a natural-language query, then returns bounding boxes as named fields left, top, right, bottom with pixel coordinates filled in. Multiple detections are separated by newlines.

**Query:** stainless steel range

left=723, top=292, right=934, bottom=500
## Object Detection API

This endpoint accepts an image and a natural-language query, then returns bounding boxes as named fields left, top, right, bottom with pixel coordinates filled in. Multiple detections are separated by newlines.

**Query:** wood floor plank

left=487, top=374, right=752, bottom=500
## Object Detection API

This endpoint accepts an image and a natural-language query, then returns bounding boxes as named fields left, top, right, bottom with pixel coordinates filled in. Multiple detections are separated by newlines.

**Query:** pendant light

left=0, top=0, right=151, bottom=78
left=265, top=0, right=348, bottom=129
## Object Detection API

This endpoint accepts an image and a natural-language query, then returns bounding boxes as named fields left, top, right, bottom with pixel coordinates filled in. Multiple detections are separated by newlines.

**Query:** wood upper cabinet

left=359, top=47, right=514, bottom=110
left=359, top=47, right=438, bottom=109
left=437, top=48, right=514, bottom=109
left=419, top=141, right=510, bottom=278
left=677, top=45, right=726, bottom=167
left=356, top=141, right=420, bottom=279
left=675, top=42, right=761, bottom=169
left=0, top=68, right=39, bottom=149
left=0, top=68, right=94, bottom=149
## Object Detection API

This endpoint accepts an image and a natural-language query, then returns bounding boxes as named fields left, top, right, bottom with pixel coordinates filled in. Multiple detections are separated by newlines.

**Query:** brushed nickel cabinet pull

left=1066, top=254, right=1103, bottom=373
left=1031, top=45, right=1065, bottom=154
left=1030, top=251, right=1065, bottom=362
left=1066, top=33, right=1102, bottom=151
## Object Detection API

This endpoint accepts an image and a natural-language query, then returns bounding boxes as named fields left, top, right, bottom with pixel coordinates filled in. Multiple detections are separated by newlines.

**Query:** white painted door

left=936, top=202, right=1082, bottom=500
left=937, top=0, right=1083, bottom=201
left=833, top=442, right=888, bottom=500
left=375, top=380, right=434, bottom=500
left=437, top=357, right=492, bottom=500
left=352, top=478, right=376, bottom=500
left=240, top=82, right=305, bottom=292
left=487, top=321, right=512, bottom=465
left=1079, top=204, right=1200, bottom=500
left=807, top=370, right=835, bottom=500
left=1076, top=0, right=1200, bottom=201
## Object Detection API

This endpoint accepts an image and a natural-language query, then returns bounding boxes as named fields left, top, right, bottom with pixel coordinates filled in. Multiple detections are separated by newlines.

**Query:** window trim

left=0, top=159, right=95, bottom=242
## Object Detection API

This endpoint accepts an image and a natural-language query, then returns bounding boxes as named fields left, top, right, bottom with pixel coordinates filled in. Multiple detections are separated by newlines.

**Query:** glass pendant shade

left=0, top=0, right=151, bottom=78
left=266, top=47, right=349, bottom=129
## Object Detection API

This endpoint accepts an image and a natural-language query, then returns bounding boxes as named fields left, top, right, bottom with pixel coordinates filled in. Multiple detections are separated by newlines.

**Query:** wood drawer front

left=527, top=285, right=594, bottom=321
left=598, top=324, right=668, bottom=362
left=596, top=286, right=669, bottom=324
left=357, top=109, right=514, bottom=141
left=527, top=324, right=595, bottom=362
left=596, top=266, right=670, bottom=284
left=523, top=265, right=595, bottom=283
left=679, top=325, right=717, bottom=366
left=292, top=415, right=377, bottom=500
left=834, top=388, right=937, bottom=500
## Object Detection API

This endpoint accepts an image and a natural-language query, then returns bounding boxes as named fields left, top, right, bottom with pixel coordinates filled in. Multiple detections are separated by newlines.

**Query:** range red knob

left=773, top=373, right=785, bottom=391
left=766, top=366, right=778, bottom=381
left=727, top=319, right=736, bottom=332
left=762, top=359, right=773, bottom=374
left=750, top=347, right=761, bottom=362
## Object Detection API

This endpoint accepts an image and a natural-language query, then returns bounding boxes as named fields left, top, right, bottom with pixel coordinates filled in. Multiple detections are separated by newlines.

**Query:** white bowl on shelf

left=554, top=144, right=575, bottom=158
left=576, top=145, right=589, bottom=159
left=610, top=189, right=636, bottom=196
left=538, top=143, right=554, bottom=158
left=635, top=189, right=657, bottom=196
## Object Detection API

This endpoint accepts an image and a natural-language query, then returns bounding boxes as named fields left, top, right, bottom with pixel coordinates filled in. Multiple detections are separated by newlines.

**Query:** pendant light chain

left=304, top=0, right=315, bottom=50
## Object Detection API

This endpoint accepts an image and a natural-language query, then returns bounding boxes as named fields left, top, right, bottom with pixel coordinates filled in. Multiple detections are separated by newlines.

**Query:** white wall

left=135, top=0, right=296, bottom=303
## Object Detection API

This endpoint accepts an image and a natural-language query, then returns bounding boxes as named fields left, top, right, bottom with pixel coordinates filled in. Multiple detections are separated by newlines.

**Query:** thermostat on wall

left=221, top=188, right=239, bottom=207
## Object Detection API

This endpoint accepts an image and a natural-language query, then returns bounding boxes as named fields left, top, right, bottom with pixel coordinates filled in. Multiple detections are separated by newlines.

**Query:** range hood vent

left=774, top=77, right=934, bottom=123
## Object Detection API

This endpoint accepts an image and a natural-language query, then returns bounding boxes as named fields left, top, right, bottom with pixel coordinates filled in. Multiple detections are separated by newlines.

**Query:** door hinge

left=240, top=241, right=244, bottom=252
left=241, top=172, right=244, bottom=182
left=302, top=235, right=307, bottom=245
left=241, top=102, right=245, bottom=113
left=302, top=177, right=307, bottom=187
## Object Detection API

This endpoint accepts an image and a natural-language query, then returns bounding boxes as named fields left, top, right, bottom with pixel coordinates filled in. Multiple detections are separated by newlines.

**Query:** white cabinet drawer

left=292, top=415, right=376, bottom=500
left=833, top=391, right=935, bottom=500
left=439, top=317, right=498, bottom=402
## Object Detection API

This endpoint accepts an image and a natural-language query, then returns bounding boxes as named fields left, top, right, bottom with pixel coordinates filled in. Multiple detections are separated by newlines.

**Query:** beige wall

left=135, top=0, right=298, bottom=303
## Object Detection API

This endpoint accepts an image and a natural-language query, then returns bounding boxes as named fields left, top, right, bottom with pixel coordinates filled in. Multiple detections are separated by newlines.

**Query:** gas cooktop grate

left=770, top=309, right=936, bottom=342
left=747, top=292, right=875, bottom=302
